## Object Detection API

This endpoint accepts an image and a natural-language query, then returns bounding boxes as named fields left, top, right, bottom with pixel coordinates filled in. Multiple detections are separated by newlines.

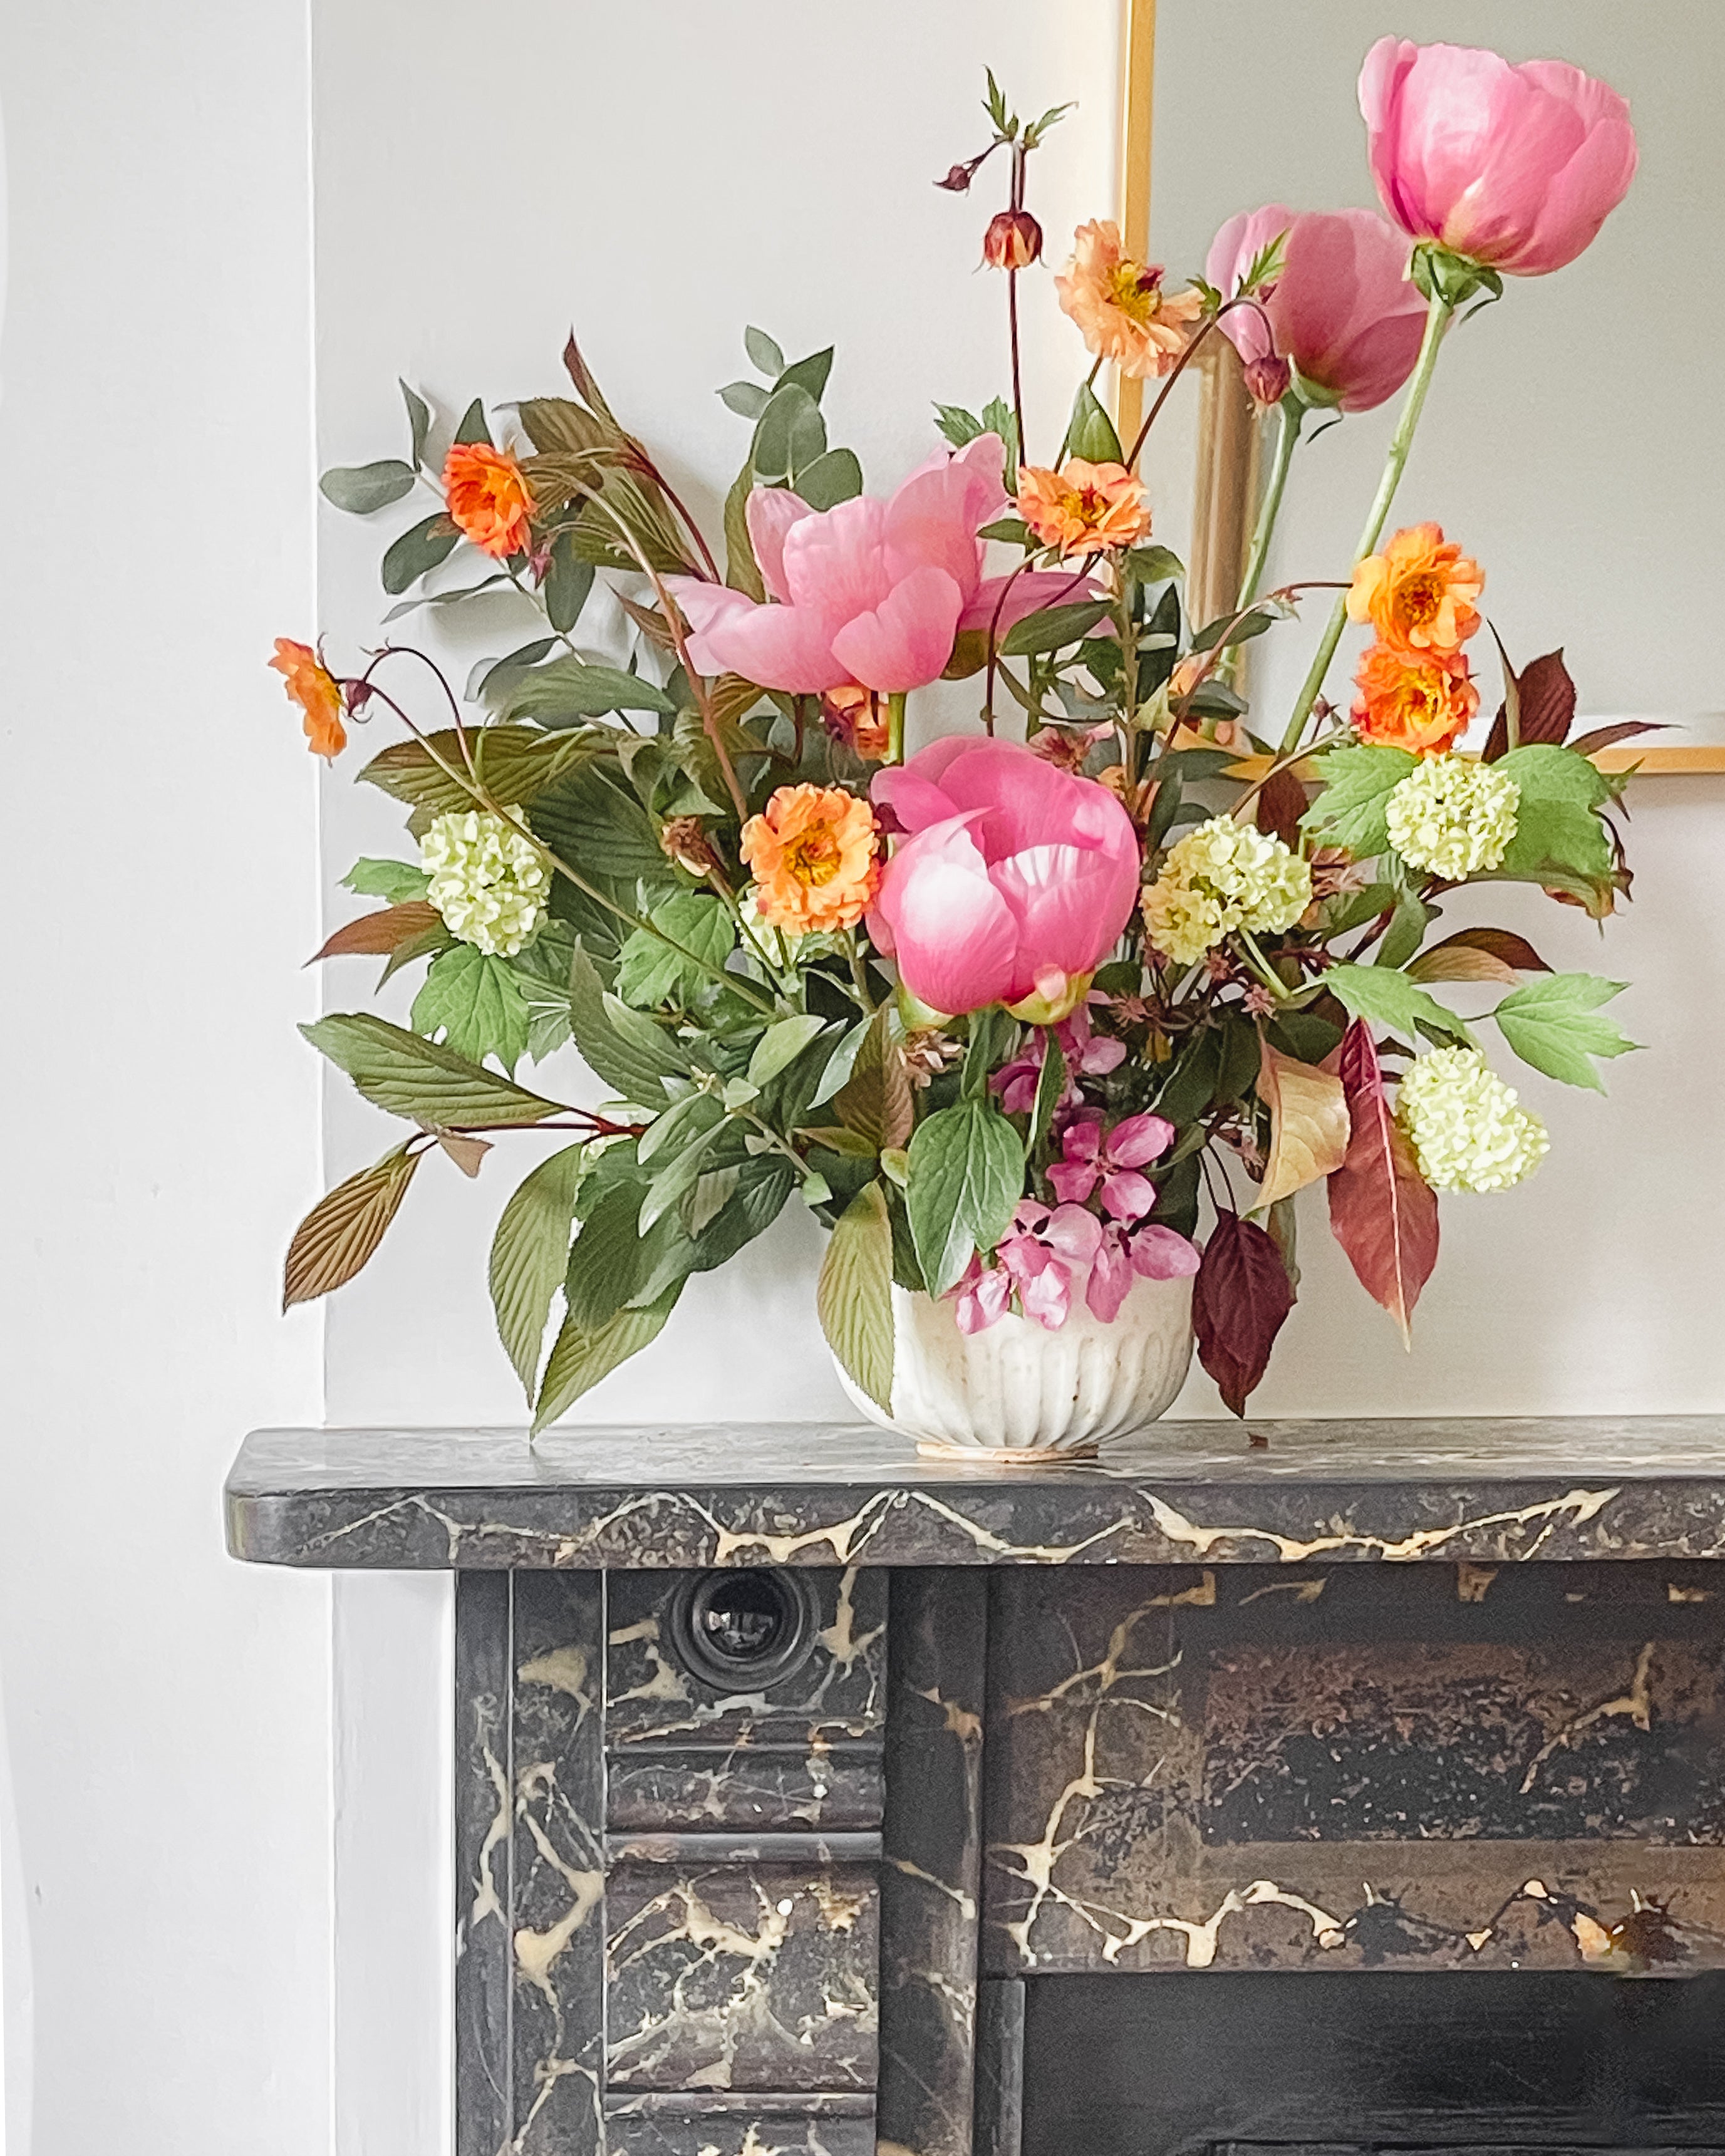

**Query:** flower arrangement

left=279, top=40, right=1642, bottom=1430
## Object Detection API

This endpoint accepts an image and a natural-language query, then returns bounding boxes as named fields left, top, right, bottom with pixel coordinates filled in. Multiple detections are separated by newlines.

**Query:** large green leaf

left=381, top=512, right=460, bottom=595
left=565, top=945, right=689, bottom=1100
left=320, top=459, right=417, bottom=515
left=282, top=1143, right=421, bottom=1307
left=616, top=892, right=736, bottom=1009
left=1302, top=745, right=1419, bottom=858
left=832, top=1008, right=913, bottom=1151
left=722, top=458, right=766, bottom=599
left=410, top=944, right=531, bottom=1070
left=501, top=656, right=675, bottom=724
left=1484, top=744, right=1619, bottom=913
left=906, top=1098, right=1025, bottom=1297
left=689, top=1156, right=796, bottom=1272
left=564, top=1173, right=673, bottom=1327
left=530, top=762, right=673, bottom=908
left=487, top=1144, right=587, bottom=1394
left=532, top=1283, right=680, bottom=1433
left=1324, top=963, right=1475, bottom=1049
left=303, top=1013, right=566, bottom=1127
left=751, top=383, right=827, bottom=484
left=543, top=536, right=595, bottom=635
left=360, top=726, right=597, bottom=814
left=1491, top=972, right=1638, bottom=1091
left=817, top=1182, right=895, bottom=1412
left=1000, top=601, right=1111, bottom=657
left=748, top=1015, right=831, bottom=1090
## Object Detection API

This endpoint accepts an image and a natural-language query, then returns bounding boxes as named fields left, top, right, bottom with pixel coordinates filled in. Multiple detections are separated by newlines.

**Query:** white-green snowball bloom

left=1386, top=754, right=1520, bottom=879
left=1141, top=816, right=1313, bottom=965
left=1396, top=1047, right=1548, bottom=1193
left=421, top=807, right=549, bottom=957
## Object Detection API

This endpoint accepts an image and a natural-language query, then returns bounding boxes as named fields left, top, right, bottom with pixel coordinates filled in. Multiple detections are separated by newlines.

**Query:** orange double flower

left=1346, top=522, right=1484, bottom=754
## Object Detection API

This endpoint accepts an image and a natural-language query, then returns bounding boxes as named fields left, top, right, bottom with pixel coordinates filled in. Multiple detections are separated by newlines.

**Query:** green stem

left=1236, top=931, right=1292, bottom=1003
left=885, top=691, right=907, bottom=767
left=1236, top=395, right=1303, bottom=614
left=1277, top=291, right=1454, bottom=755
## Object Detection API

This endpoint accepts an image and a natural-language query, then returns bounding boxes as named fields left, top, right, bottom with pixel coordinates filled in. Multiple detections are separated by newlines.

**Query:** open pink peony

left=1207, top=204, right=1428, bottom=413
left=869, top=737, right=1141, bottom=1016
left=669, top=435, right=1088, bottom=695
left=1359, top=38, right=1637, bottom=277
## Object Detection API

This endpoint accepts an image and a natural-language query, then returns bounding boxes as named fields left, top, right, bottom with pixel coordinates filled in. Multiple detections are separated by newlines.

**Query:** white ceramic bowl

left=832, top=1272, right=1194, bottom=1459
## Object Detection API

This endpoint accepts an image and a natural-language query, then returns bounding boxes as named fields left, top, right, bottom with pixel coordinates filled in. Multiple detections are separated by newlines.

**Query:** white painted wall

left=0, top=0, right=331, bottom=2150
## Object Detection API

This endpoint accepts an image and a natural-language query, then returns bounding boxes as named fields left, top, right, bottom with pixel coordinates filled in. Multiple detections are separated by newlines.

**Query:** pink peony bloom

left=1047, top=1111, right=1176, bottom=1221
left=1086, top=1220, right=1202, bottom=1323
left=668, top=435, right=1092, bottom=695
left=870, top=740, right=1141, bottom=1017
left=1207, top=205, right=1429, bottom=413
left=1359, top=38, right=1637, bottom=277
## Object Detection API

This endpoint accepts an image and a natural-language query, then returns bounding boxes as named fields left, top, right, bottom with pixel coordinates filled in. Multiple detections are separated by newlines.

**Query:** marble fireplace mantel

left=225, top=1417, right=1725, bottom=2156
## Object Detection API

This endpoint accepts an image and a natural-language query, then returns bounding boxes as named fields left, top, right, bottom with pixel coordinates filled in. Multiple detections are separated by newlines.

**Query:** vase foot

left=913, top=1436, right=1101, bottom=1466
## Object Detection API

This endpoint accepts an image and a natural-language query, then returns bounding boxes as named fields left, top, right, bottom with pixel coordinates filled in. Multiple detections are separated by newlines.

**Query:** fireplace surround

left=225, top=1417, right=1725, bottom=2156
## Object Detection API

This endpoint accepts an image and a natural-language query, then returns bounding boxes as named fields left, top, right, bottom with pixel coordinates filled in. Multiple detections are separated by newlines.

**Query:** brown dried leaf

left=1253, top=765, right=1309, bottom=852
left=433, top=1131, right=492, bottom=1178
left=1254, top=1042, right=1349, bottom=1211
left=283, top=1144, right=421, bottom=1308
left=311, top=900, right=442, bottom=964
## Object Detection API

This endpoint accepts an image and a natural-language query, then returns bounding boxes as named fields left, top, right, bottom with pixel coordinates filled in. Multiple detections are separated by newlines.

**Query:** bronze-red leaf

left=1254, top=764, right=1309, bottom=852
left=1327, top=1021, right=1439, bottom=1344
left=1192, top=1211, right=1295, bottom=1417
left=311, top=900, right=442, bottom=963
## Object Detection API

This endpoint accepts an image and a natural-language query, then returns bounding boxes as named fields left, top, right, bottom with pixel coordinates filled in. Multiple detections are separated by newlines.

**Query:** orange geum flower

left=1017, top=459, right=1152, bottom=557
left=442, top=442, right=536, bottom=560
left=740, top=784, right=879, bottom=935
left=1352, top=641, right=1479, bottom=756
left=1347, top=521, right=1483, bottom=655
left=269, top=637, right=346, bottom=759
left=1054, top=220, right=1205, bottom=381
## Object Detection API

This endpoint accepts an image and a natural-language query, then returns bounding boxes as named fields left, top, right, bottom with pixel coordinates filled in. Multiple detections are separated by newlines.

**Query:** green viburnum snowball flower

left=1386, top=753, right=1520, bottom=879
left=420, top=807, right=549, bottom=957
left=1395, top=1047, right=1549, bottom=1193
left=1141, top=815, right=1313, bottom=967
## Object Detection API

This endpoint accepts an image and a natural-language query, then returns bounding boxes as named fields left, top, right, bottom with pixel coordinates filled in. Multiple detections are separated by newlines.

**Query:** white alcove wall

left=308, top=3, right=1725, bottom=2145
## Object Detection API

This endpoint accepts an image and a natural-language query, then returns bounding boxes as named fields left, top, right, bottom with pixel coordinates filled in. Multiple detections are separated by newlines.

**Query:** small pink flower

left=952, top=1255, right=1012, bottom=1335
left=1047, top=1111, right=1175, bottom=1221
left=991, top=997, right=1127, bottom=1116
left=998, top=1201, right=1103, bottom=1330
left=1087, top=1220, right=1203, bottom=1322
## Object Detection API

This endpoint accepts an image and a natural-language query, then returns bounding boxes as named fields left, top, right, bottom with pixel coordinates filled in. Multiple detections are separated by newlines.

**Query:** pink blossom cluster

left=951, top=1107, right=1199, bottom=1335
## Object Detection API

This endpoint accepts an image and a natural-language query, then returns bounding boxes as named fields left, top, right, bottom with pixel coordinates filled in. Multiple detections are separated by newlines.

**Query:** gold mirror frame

left=1113, top=0, right=1722, bottom=775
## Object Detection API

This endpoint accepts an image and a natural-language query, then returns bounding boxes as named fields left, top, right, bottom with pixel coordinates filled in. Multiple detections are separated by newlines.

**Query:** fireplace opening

left=1017, top=1971, right=1725, bottom=2156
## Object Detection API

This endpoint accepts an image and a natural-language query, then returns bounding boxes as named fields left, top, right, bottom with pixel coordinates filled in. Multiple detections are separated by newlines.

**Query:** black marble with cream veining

left=232, top=1418, right=1725, bottom=2156
left=229, top=1417, right=1725, bottom=1572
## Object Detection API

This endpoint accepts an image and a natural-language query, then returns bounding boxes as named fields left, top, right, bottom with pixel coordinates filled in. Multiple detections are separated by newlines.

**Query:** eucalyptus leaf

left=381, top=512, right=460, bottom=596
left=544, top=536, right=595, bottom=635
left=453, top=396, right=492, bottom=447
left=795, top=448, right=864, bottom=511
left=320, top=459, right=417, bottom=516
left=400, top=380, right=432, bottom=469
left=1000, top=600, right=1112, bottom=658
left=719, top=380, right=770, bottom=420
left=752, top=383, right=827, bottom=485
left=744, top=325, right=786, bottom=378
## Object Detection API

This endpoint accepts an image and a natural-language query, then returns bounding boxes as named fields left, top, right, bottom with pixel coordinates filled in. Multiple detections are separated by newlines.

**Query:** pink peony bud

left=1242, top=353, right=1293, bottom=408
left=1359, top=38, right=1637, bottom=277
left=1207, top=204, right=1428, bottom=413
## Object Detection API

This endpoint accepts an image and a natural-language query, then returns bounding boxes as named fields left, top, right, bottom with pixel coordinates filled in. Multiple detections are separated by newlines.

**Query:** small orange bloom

left=1054, top=220, right=1206, bottom=381
left=821, top=685, right=893, bottom=762
left=270, top=637, right=346, bottom=759
left=1347, top=522, right=1483, bottom=655
left=741, top=784, right=879, bottom=934
left=442, top=442, right=535, bottom=559
left=1017, top=459, right=1152, bottom=557
left=1352, top=642, right=1479, bottom=755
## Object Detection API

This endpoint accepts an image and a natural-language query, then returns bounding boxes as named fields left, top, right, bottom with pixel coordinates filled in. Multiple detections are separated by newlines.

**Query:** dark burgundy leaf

left=1327, top=1022, right=1439, bottom=1344
left=1516, top=650, right=1577, bottom=745
left=1567, top=720, right=1668, bottom=760
left=1192, top=1211, right=1295, bottom=1417
left=1254, top=764, right=1309, bottom=852
left=1416, top=926, right=1550, bottom=977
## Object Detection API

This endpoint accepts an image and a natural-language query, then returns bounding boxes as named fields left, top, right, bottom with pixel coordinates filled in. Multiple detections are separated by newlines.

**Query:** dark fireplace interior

left=1019, top=1970, right=1725, bottom=2156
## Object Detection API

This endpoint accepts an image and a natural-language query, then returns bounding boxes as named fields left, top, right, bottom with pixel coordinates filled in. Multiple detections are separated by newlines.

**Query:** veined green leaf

left=411, top=944, right=531, bottom=1071
left=343, top=857, right=430, bottom=904
left=748, top=1014, right=831, bottom=1089
left=1302, top=745, right=1419, bottom=858
left=1325, top=963, right=1475, bottom=1050
left=359, top=726, right=597, bottom=816
left=1491, top=972, right=1639, bottom=1091
left=500, top=655, right=675, bottom=723
left=616, top=892, right=736, bottom=1009
left=303, top=1013, right=566, bottom=1127
left=565, top=945, right=690, bottom=1099
left=817, top=1182, right=895, bottom=1412
left=533, top=1283, right=680, bottom=1433
left=906, top=1098, right=1025, bottom=1297
left=487, top=1144, right=586, bottom=1395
